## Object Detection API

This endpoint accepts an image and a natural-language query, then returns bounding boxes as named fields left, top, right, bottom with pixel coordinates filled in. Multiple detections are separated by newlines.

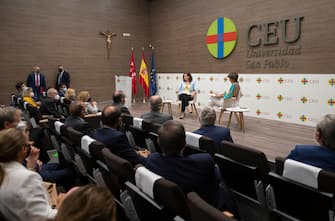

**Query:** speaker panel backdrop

left=157, top=73, right=335, bottom=127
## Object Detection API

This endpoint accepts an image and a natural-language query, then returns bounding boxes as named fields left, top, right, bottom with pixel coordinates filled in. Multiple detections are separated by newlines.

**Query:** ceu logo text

left=207, top=17, right=237, bottom=59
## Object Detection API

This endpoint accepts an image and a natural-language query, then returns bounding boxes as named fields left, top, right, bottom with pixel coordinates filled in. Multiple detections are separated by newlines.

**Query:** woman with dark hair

left=209, top=72, right=241, bottom=109
left=0, top=128, right=57, bottom=221
left=177, top=72, right=197, bottom=119
left=54, top=185, right=116, bottom=221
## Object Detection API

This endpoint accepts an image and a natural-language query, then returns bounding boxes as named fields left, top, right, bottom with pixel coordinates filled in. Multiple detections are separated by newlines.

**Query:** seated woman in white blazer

left=0, top=128, right=57, bottom=221
left=209, top=72, right=241, bottom=109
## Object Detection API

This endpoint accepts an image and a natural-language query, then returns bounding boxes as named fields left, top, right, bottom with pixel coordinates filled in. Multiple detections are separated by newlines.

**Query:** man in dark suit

left=141, top=95, right=173, bottom=124
left=39, top=88, right=62, bottom=118
left=193, top=107, right=233, bottom=147
left=145, top=120, right=237, bottom=214
left=64, top=101, right=92, bottom=136
left=93, top=105, right=149, bottom=165
left=287, top=114, right=335, bottom=173
left=26, top=65, right=46, bottom=101
left=55, top=65, right=70, bottom=90
left=112, top=90, right=131, bottom=115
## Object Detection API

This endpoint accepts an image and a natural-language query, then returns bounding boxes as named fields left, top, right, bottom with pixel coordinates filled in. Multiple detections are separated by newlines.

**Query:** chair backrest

left=84, top=113, right=102, bottom=129
left=183, top=132, right=207, bottom=155
left=199, top=136, right=217, bottom=154
left=66, top=126, right=84, bottom=147
left=266, top=172, right=335, bottom=221
left=187, top=192, right=237, bottom=221
left=218, top=141, right=270, bottom=185
left=122, top=114, right=134, bottom=131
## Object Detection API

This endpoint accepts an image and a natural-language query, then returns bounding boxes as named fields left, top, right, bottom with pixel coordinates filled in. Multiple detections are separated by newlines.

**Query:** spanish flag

left=139, top=51, right=149, bottom=97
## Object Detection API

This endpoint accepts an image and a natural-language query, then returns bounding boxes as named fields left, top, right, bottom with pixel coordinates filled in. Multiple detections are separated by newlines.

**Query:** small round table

left=225, top=107, right=249, bottom=132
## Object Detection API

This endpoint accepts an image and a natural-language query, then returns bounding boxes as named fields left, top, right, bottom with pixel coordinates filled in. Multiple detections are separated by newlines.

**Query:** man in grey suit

left=64, top=101, right=93, bottom=135
left=141, top=95, right=173, bottom=124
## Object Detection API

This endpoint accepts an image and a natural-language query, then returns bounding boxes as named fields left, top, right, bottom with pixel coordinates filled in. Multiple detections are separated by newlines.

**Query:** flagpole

left=142, top=47, right=146, bottom=104
left=131, top=47, right=136, bottom=105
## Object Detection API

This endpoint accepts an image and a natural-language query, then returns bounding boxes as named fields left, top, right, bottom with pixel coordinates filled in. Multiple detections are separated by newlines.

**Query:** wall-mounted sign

left=206, top=17, right=237, bottom=59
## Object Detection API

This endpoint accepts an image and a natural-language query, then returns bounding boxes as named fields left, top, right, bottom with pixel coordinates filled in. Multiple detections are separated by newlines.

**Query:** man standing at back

left=55, top=65, right=70, bottom=90
left=26, top=65, right=46, bottom=101
left=141, top=95, right=172, bottom=124
left=193, top=107, right=233, bottom=147
left=93, top=105, right=149, bottom=165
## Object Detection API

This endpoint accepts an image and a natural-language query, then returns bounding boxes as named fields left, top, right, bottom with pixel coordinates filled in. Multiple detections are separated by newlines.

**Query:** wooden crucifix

left=100, top=30, right=117, bottom=59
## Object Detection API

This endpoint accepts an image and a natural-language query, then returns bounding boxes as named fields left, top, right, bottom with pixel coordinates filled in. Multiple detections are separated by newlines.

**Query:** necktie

left=35, top=73, right=40, bottom=87
left=58, top=72, right=63, bottom=84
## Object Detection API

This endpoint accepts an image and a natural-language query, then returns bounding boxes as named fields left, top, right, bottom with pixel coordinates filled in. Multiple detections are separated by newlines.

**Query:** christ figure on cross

left=99, top=31, right=117, bottom=49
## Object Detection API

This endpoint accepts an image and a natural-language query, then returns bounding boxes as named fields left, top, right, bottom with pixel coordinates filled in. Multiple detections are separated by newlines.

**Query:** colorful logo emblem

left=277, top=95, right=283, bottom=101
left=300, top=96, right=308, bottom=103
left=328, top=99, right=335, bottom=106
left=301, top=78, right=308, bottom=85
left=256, top=78, right=262, bottom=83
left=277, top=77, right=284, bottom=84
left=206, top=17, right=237, bottom=59
left=256, top=93, right=262, bottom=100
left=224, top=77, right=228, bottom=82
left=277, top=112, right=283, bottom=119
left=256, top=109, right=261, bottom=115
left=300, top=115, right=307, bottom=122
left=329, top=78, right=335, bottom=86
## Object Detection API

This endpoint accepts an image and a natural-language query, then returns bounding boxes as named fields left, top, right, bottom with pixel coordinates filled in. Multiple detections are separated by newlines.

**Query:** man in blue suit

left=26, top=65, right=46, bottom=101
left=145, top=120, right=238, bottom=215
left=55, top=65, right=70, bottom=90
left=93, top=105, right=149, bottom=166
left=287, top=114, right=335, bottom=173
left=193, top=107, right=233, bottom=147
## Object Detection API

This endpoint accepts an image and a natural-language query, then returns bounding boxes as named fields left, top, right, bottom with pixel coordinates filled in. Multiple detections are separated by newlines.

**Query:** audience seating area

left=5, top=98, right=335, bottom=221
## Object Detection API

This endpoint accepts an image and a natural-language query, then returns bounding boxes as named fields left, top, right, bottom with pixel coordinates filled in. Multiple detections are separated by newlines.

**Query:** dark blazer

left=113, top=103, right=130, bottom=115
left=39, top=98, right=61, bottom=118
left=93, top=127, right=144, bottom=165
left=64, top=115, right=92, bottom=136
left=287, top=145, right=335, bottom=173
left=26, top=72, right=46, bottom=101
left=55, top=71, right=70, bottom=89
left=145, top=153, right=223, bottom=208
left=140, top=111, right=173, bottom=124
left=193, top=125, right=233, bottom=147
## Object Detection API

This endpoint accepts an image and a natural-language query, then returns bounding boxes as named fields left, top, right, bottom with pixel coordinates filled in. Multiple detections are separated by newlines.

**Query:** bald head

left=101, top=105, right=122, bottom=128
left=150, top=95, right=162, bottom=112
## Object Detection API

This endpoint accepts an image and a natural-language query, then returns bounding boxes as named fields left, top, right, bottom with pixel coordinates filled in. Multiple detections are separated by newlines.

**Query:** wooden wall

left=149, top=0, right=335, bottom=74
left=0, top=0, right=150, bottom=104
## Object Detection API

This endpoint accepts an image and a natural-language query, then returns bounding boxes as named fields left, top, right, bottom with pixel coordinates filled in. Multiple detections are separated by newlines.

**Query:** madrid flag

left=128, top=50, right=137, bottom=96
left=139, top=51, right=149, bottom=97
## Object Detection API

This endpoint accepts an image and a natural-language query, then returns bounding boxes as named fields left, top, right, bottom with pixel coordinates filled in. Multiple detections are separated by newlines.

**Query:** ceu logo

left=328, top=99, right=335, bottom=107
left=328, top=78, right=335, bottom=86
left=277, top=112, right=283, bottom=119
left=300, top=115, right=307, bottom=122
left=301, top=77, right=308, bottom=85
left=300, top=97, right=308, bottom=104
left=206, top=17, right=237, bottom=59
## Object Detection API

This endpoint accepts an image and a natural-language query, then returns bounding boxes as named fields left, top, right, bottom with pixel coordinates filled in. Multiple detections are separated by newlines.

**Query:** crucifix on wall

left=99, top=30, right=117, bottom=59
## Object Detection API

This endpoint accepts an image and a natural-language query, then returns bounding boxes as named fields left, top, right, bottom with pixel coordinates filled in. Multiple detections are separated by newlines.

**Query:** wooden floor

left=99, top=101, right=317, bottom=162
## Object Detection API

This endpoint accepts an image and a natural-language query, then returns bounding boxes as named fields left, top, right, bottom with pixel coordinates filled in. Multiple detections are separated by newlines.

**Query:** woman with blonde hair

left=64, top=88, right=76, bottom=101
left=22, top=87, right=41, bottom=107
left=0, top=128, right=57, bottom=221
left=54, top=185, right=116, bottom=221
left=77, top=91, right=99, bottom=114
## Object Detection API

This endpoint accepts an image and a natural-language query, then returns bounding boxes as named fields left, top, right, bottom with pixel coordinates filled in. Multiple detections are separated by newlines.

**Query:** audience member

left=0, top=128, right=58, bottom=220
left=55, top=65, right=70, bottom=90
left=193, top=107, right=233, bottom=147
left=58, top=83, right=67, bottom=97
left=64, top=101, right=93, bottom=135
left=209, top=72, right=241, bottom=109
left=0, top=106, right=21, bottom=130
left=23, top=87, right=41, bottom=108
left=112, top=90, right=130, bottom=115
left=287, top=114, right=335, bottom=173
left=26, top=65, right=46, bottom=101
left=141, top=95, right=172, bottom=124
left=145, top=120, right=237, bottom=213
left=15, top=81, right=26, bottom=97
left=53, top=185, right=116, bottom=221
left=64, top=88, right=76, bottom=101
left=40, top=88, right=62, bottom=118
left=177, top=72, right=196, bottom=119
left=93, top=105, right=148, bottom=165
left=77, top=91, right=98, bottom=114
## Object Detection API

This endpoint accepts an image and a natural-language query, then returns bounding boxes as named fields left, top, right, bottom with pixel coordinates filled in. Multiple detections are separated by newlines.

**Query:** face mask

left=61, top=87, right=67, bottom=92
left=16, top=120, right=27, bottom=131
left=36, top=70, right=40, bottom=73
left=29, top=92, right=34, bottom=97
left=54, top=94, right=60, bottom=100
left=58, top=68, right=63, bottom=72
left=87, top=97, right=92, bottom=102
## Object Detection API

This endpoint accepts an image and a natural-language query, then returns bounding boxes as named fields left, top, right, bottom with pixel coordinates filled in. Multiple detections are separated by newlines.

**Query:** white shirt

left=0, top=161, right=57, bottom=221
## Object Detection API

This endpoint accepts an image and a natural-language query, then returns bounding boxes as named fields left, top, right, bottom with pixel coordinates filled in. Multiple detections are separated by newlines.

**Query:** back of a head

left=15, top=82, right=24, bottom=91
left=22, top=87, right=32, bottom=97
left=150, top=95, right=162, bottom=112
left=101, top=105, right=121, bottom=127
left=77, top=91, right=89, bottom=102
left=47, top=88, right=57, bottom=98
left=200, top=107, right=216, bottom=126
left=316, top=114, right=335, bottom=150
left=54, top=185, right=116, bottom=221
left=0, top=128, right=26, bottom=184
left=113, top=90, right=124, bottom=104
left=64, top=88, right=76, bottom=101
left=228, top=72, right=239, bottom=82
left=158, top=120, right=186, bottom=155
left=70, top=101, right=84, bottom=117
left=0, top=107, right=19, bottom=130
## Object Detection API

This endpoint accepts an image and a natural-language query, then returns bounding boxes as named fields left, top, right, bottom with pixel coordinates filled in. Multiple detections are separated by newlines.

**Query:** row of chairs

left=46, top=119, right=236, bottom=221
